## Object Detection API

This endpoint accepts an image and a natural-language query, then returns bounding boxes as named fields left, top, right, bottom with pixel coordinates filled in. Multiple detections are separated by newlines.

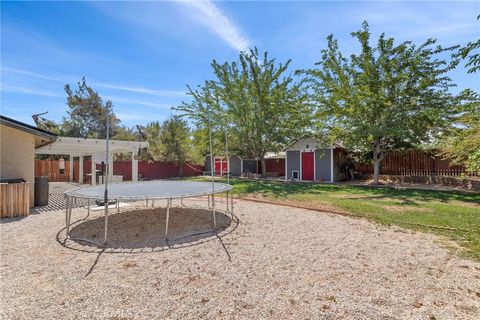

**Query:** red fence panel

left=266, top=158, right=285, bottom=176
left=138, top=161, right=202, bottom=180
left=113, top=160, right=132, bottom=181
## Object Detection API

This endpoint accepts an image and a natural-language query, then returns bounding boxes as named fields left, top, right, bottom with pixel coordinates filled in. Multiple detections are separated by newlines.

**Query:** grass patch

left=191, top=177, right=480, bottom=260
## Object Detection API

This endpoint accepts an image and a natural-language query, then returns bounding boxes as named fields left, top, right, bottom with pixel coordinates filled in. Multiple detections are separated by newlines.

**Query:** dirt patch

left=245, top=193, right=346, bottom=214
left=1, top=199, right=479, bottom=319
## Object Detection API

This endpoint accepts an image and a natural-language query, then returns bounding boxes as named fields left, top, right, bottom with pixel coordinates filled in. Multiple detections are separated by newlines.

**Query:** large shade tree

left=63, top=78, right=121, bottom=139
left=298, top=22, right=458, bottom=183
left=33, top=78, right=137, bottom=141
left=438, top=15, right=480, bottom=174
left=177, top=48, right=313, bottom=174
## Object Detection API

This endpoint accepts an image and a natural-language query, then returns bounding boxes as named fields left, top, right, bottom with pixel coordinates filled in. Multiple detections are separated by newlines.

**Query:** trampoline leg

left=212, top=194, right=216, bottom=229
left=146, top=198, right=149, bottom=207
left=87, top=199, right=90, bottom=218
left=226, top=191, right=229, bottom=213
left=152, top=200, right=154, bottom=208
left=103, top=204, right=109, bottom=245
left=165, top=198, right=171, bottom=239
left=181, top=198, right=184, bottom=206
left=65, top=196, right=71, bottom=240
left=117, top=199, right=120, bottom=213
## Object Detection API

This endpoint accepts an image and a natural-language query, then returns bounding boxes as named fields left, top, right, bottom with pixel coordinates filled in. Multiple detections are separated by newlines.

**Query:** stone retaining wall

left=358, top=174, right=480, bottom=192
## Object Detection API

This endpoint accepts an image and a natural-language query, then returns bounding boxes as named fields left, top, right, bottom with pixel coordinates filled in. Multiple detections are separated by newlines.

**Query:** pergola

left=35, top=137, right=147, bottom=185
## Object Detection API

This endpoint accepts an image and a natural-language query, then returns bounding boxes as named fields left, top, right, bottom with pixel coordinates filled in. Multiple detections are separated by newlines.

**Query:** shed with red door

left=204, top=154, right=285, bottom=177
left=284, top=138, right=346, bottom=182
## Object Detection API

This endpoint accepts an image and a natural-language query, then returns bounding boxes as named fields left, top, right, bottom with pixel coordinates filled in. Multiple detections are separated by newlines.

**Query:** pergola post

left=69, top=155, right=74, bottom=182
left=132, top=150, right=138, bottom=182
left=91, top=157, right=96, bottom=186
left=79, top=156, right=84, bottom=184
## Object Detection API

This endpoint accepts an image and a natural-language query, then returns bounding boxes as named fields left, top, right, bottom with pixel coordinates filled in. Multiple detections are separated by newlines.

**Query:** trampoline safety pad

left=65, top=180, right=232, bottom=200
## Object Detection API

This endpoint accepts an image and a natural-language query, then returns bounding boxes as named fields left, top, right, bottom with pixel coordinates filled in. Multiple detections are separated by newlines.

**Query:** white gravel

left=1, top=198, right=479, bottom=319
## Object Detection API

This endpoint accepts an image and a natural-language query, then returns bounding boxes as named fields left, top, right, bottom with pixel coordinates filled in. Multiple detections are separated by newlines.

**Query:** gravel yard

left=1, top=198, right=479, bottom=319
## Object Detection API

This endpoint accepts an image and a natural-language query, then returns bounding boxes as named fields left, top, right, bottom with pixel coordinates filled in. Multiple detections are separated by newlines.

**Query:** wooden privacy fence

left=355, top=150, right=476, bottom=177
left=35, top=159, right=72, bottom=181
left=0, top=180, right=30, bottom=218
left=35, top=159, right=203, bottom=183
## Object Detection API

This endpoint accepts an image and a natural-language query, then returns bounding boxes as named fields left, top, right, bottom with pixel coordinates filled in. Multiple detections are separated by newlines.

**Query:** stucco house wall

left=0, top=125, right=36, bottom=206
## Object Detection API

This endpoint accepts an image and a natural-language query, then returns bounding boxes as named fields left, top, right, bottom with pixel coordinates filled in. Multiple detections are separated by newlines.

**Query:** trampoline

left=64, top=180, right=233, bottom=246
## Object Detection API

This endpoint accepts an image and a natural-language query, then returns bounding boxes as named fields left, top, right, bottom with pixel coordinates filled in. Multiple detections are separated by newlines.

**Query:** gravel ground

left=1, top=198, right=479, bottom=319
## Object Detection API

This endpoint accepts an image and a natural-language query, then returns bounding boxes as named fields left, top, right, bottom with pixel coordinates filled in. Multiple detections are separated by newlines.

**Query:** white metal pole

left=225, top=126, right=230, bottom=186
left=207, top=106, right=216, bottom=230
left=104, top=111, right=110, bottom=244
left=208, top=110, right=215, bottom=192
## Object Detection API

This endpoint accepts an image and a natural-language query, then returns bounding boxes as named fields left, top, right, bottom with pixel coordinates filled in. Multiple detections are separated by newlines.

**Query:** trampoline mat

left=65, top=180, right=232, bottom=200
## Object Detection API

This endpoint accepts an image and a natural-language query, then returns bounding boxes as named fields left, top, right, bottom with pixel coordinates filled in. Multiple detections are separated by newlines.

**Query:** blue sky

left=1, top=1, right=479, bottom=127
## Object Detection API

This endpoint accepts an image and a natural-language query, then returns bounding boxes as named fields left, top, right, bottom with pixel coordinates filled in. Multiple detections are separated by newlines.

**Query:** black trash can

left=34, top=176, right=49, bottom=206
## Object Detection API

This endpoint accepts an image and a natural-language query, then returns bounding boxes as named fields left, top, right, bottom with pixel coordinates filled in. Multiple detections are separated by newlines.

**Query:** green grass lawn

left=192, top=177, right=480, bottom=260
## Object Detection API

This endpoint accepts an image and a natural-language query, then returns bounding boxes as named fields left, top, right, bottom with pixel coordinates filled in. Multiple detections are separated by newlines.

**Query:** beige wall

left=0, top=125, right=35, bottom=207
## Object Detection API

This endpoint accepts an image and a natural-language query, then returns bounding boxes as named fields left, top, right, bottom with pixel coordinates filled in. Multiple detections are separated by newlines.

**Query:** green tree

left=145, top=116, right=199, bottom=177
left=63, top=77, right=120, bottom=138
left=177, top=48, right=313, bottom=174
left=298, top=22, right=458, bottom=184
left=438, top=15, right=480, bottom=174
left=112, top=125, right=137, bottom=141
left=176, top=83, right=233, bottom=164
left=438, top=93, right=480, bottom=175
left=456, top=15, right=480, bottom=73
left=32, top=112, right=64, bottom=135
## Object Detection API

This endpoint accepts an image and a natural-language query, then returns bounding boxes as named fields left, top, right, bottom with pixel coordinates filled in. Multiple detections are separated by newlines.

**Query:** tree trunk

left=178, top=161, right=184, bottom=177
left=373, top=158, right=381, bottom=184
left=372, top=137, right=383, bottom=184
left=260, top=158, right=267, bottom=177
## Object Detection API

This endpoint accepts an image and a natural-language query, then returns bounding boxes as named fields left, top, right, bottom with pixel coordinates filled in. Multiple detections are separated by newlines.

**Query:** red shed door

left=214, top=158, right=228, bottom=175
left=301, top=152, right=314, bottom=181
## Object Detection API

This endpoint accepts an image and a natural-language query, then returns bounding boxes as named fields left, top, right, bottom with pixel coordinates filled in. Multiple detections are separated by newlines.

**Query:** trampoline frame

left=62, top=90, right=236, bottom=248
left=64, top=182, right=234, bottom=247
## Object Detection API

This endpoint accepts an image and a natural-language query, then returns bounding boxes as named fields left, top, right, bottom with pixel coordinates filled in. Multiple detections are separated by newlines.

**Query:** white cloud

left=116, top=112, right=166, bottom=121
left=0, top=84, right=59, bottom=97
left=105, top=96, right=173, bottom=109
left=1, top=67, right=184, bottom=98
left=96, top=82, right=185, bottom=97
left=175, top=0, right=251, bottom=51
left=1, top=67, right=64, bottom=83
